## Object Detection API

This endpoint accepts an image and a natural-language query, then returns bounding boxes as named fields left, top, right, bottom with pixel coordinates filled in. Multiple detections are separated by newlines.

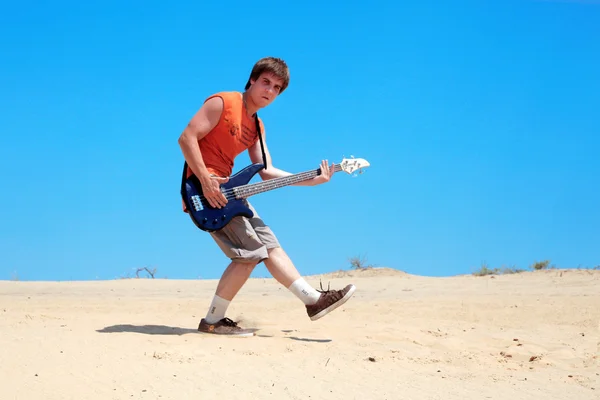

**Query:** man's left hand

left=313, top=159, right=335, bottom=185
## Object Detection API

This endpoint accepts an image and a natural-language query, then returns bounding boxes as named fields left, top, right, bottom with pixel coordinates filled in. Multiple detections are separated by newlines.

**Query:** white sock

left=205, top=294, right=230, bottom=323
left=288, top=278, right=321, bottom=305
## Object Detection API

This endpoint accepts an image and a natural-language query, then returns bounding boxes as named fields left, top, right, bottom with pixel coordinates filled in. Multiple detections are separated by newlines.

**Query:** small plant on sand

left=136, top=266, right=157, bottom=279
left=472, top=259, right=561, bottom=277
left=530, top=260, right=553, bottom=270
left=348, top=254, right=372, bottom=270
left=473, top=262, right=498, bottom=276
left=498, top=265, right=526, bottom=274
left=472, top=262, right=526, bottom=276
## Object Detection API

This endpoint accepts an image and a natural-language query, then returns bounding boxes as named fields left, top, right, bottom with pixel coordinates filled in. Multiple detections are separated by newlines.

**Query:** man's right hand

left=199, top=174, right=230, bottom=209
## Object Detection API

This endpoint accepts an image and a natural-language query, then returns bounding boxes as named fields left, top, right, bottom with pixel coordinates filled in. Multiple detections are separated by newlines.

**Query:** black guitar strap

left=180, top=112, right=267, bottom=200
left=254, top=112, right=267, bottom=170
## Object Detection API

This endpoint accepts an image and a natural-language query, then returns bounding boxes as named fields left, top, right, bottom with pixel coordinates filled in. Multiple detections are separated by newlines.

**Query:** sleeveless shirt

left=188, top=91, right=263, bottom=178
left=182, top=91, right=264, bottom=212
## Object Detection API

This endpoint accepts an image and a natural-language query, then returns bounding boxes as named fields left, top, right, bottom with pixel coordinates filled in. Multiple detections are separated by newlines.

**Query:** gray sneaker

left=197, top=317, right=257, bottom=337
left=306, top=283, right=356, bottom=321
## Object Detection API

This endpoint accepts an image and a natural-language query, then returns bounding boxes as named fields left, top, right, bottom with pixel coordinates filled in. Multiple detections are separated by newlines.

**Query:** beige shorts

left=210, top=201, right=280, bottom=264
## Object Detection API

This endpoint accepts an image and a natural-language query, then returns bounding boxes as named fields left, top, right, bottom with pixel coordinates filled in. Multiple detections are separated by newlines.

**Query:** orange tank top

left=190, top=91, right=263, bottom=178
left=182, top=91, right=264, bottom=212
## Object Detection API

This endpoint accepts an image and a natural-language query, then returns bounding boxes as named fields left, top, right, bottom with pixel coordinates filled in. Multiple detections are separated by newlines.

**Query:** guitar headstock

left=339, top=156, right=370, bottom=176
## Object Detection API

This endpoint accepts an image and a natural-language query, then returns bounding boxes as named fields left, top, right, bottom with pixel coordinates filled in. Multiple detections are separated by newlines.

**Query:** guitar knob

left=212, top=219, right=218, bottom=224
left=202, top=218, right=208, bottom=224
left=221, top=215, right=227, bottom=220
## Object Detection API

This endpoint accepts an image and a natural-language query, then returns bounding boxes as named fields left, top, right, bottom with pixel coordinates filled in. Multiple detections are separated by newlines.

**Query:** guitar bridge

left=191, top=195, right=203, bottom=211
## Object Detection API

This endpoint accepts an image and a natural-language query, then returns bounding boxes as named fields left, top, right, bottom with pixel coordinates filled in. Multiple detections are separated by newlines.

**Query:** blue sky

left=1, top=1, right=598, bottom=281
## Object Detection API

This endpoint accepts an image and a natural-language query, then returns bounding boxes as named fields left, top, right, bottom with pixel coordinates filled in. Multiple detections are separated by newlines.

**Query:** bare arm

left=178, top=97, right=222, bottom=178
left=248, top=130, right=334, bottom=187
left=178, top=97, right=230, bottom=208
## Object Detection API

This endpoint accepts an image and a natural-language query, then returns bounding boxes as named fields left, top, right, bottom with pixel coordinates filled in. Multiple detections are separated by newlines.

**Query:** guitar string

left=214, top=166, right=343, bottom=199
left=191, top=165, right=346, bottom=204
left=195, top=172, right=316, bottom=202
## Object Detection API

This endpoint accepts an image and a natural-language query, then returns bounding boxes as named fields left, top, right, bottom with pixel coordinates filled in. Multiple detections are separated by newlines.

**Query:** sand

left=1, top=268, right=598, bottom=399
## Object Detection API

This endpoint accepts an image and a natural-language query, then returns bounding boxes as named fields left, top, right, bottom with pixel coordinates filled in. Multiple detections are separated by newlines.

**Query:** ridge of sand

left=307, top=266, right=410, bottom=279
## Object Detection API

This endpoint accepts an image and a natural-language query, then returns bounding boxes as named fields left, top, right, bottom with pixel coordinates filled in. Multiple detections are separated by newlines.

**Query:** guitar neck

left=235, top=164, right=343, bottom=199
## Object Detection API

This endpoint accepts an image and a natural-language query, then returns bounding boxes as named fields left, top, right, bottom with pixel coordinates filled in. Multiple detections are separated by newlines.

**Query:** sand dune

left=1, top=268, right=598, bottom=399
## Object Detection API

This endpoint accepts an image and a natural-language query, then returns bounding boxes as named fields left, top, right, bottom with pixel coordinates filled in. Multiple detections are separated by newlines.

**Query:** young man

left=178, top=57, right=355, bottom=336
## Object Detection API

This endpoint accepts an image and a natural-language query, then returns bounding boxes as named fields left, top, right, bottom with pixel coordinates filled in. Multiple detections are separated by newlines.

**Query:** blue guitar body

left=181, top=163, right=264, bottom=232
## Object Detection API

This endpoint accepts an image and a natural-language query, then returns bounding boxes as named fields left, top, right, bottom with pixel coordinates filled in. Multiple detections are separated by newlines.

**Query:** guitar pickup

left=191, top=195, right=203, bottom=211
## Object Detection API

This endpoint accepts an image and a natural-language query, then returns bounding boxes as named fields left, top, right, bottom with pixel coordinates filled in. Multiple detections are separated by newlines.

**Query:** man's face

left=249, top=72, right=284, bottom=107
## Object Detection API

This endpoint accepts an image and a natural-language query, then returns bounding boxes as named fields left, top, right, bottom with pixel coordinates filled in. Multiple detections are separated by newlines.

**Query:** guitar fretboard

left=234, top=164, right=342, bottom=199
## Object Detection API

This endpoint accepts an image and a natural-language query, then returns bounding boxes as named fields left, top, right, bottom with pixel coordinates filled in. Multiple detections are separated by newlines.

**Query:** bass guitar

left=181, top=157, right=370, bottom=232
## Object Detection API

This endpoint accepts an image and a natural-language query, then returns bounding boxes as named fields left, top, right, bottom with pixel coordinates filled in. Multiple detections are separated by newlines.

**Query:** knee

left=266, top=246, right=285, bottom=261
left=232, top=261, right=258, bottom=274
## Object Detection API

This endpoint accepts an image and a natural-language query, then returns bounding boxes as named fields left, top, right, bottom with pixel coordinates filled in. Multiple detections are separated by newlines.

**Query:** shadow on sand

left=96, top=325, right=333, bottom=342
left=96, top=324, right=198, bottom=335
left=288, top=336, right=332, bottom=343
left=281, top=329, right=332, bottom=343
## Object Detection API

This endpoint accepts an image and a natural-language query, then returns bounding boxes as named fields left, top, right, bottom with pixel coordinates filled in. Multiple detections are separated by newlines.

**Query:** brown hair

left=245, top=57, right=290, bottom=93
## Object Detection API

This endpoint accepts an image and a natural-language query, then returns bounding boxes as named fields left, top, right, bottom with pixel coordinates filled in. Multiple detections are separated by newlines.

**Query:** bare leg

left=199, top=260, right=261, bottom=333
left=214, top=261, right=258, bottom=301
left=202, top=261, right=257, bottom=324
left=264, top=246, right=357, bottom=322
left=262, top=247, right=323, bottom=306
left=263, top=247, right=301, bottom=288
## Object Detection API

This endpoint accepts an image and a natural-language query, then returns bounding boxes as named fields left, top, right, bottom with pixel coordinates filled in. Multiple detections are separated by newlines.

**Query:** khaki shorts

left=210, top=201, right=280, bottom=264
